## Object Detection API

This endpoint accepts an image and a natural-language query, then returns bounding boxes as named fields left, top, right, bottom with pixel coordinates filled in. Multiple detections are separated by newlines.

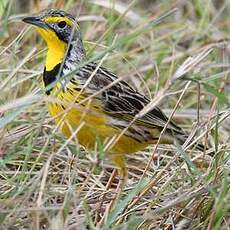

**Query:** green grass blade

left=102, top=178, right=149, bottom=230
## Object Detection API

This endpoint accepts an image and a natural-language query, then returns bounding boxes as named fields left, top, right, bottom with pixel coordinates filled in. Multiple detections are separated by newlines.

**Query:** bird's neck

left=45, top=40, right=66, bottom=71
left=64, top=37, right=86, bottom=65
left=43, top=36, right=86, bottom=94
left=45, top=36, right=85, bottom=71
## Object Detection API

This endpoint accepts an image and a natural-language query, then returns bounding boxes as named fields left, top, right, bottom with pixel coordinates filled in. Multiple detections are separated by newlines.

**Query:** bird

left=22, top=9, right=204, bottom=191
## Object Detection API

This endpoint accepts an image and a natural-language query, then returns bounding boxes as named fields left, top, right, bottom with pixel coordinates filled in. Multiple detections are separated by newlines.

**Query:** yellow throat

left=36, top=27, right=67, bottom=71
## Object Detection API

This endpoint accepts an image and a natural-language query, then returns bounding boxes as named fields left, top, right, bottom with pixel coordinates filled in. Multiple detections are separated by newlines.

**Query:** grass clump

left=0, top=0, right=229, bottom=229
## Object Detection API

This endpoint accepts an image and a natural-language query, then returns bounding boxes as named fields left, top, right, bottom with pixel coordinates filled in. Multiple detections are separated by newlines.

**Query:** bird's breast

left=47, top=82, right=113, bottom=149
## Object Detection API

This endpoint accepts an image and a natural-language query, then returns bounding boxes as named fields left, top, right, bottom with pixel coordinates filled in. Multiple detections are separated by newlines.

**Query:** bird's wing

left=76, top=63, right=185, bottom=136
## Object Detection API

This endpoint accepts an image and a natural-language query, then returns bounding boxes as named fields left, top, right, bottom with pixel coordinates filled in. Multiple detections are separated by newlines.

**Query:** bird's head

left=23, top=9, right=85, bottom=71
left=23, top=9, right=79, bottom=45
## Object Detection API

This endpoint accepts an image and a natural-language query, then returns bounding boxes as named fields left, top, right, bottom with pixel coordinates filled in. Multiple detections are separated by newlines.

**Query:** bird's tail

left=175, top=133, right=205, bottom=152
left=165, top=120, right=208, bottom=153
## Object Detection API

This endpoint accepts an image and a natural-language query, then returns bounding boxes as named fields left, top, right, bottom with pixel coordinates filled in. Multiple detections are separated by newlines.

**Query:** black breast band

left=43, top=63, right=61, bottom=95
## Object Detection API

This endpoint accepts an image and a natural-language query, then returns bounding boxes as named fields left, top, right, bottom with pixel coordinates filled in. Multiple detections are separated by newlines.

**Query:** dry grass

left=0, top=0, right=230, bottom=229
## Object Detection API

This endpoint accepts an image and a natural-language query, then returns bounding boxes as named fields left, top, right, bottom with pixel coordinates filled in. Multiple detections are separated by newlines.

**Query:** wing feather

left=72, top=62, right=185, bottom=137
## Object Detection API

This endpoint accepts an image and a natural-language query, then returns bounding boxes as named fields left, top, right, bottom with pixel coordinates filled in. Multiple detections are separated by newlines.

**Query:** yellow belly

left=47, top=89, right=150, bottom=155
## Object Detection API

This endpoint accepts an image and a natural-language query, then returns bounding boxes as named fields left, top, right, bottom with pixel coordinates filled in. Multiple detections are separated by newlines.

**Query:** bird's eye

left=57, top=21, right=67, bottom=28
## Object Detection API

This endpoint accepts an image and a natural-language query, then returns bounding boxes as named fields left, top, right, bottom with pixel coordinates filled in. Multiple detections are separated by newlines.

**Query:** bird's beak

left=22, top=16, right=48, bottom=29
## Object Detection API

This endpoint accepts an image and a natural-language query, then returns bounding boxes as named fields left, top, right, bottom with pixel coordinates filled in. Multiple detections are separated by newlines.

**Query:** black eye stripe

left=53, top=25, right=70, bottom=43
left=58, top=21, right=67, bottom=28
